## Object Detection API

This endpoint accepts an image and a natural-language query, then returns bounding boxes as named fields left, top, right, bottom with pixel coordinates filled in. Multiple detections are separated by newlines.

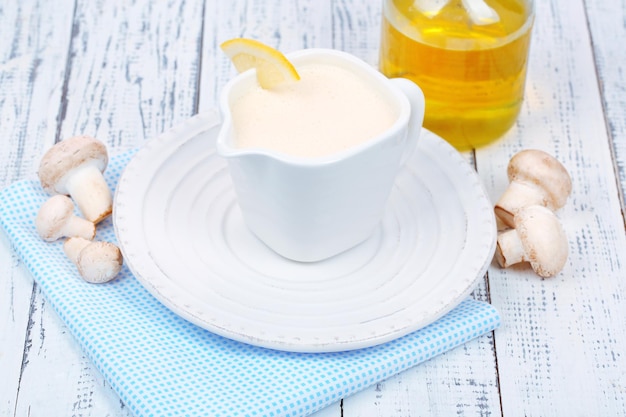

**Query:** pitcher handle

left=390, top=77, right=425, bottom=166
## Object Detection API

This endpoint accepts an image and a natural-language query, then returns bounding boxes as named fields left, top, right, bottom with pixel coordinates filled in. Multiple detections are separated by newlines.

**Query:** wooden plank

left=174, top=3, right=500, bottom=415
left=57, top=0, right=204, bottom=147
left=585, top=0, right=626, bottom=206
left=199, top=0, right=333, bottom=113
left=0, top=1, right=74, bottom=416
left=8, top=0, right=205, bottom=416
left=200, top=2, right=341, bottom=415
left=329, top=1, right=501, bottom=415
left=476, top=0, right=626, bottom=415
left=0, top=236, right=34, bottom=417
left=331, top=0, right=384, bottom=65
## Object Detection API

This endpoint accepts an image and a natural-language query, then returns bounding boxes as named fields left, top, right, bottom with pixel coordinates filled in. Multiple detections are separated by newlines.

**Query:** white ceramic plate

left=113, top=111, right=496, bottom=352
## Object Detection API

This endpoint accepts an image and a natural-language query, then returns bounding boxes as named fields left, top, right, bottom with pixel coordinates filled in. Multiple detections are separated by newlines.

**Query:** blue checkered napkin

left=0, top=150, right=500, bottom=417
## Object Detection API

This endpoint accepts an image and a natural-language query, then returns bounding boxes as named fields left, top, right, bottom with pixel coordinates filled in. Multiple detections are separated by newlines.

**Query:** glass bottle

left=380, top=0, right=535, bottom=150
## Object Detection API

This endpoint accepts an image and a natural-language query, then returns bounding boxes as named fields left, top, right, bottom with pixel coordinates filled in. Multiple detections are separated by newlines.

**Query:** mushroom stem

left=63, top=162, right=113, bottom=224
left=494, top=181, right=550, bottom=228
left=35, top=195, right=96, bottom=241
left=62, top=216, right=96, bottom=240
left=494, top=205, right=568, bottom=278
left=64, top=236, right=91, bottom=259
left=495, top=228, right=526, bottom=268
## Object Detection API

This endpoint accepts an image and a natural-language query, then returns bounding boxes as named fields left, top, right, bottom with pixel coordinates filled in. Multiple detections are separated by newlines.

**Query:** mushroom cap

left=76, top=241, right=123, bottom=284
left=38, top=135, right=108, bottom=195
left=35, top=195, right=75, bottom=240
left=507, top=149, right=572, bottom=210
left=514, top=205, right=568, bottom=278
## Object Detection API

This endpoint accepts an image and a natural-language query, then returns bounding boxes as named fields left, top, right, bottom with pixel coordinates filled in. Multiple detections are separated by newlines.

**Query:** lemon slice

left=220, top=38, right=300, bottom=89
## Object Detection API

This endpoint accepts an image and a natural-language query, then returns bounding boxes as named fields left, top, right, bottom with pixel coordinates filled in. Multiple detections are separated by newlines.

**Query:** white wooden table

left=2, top=1, right=625, bottom=416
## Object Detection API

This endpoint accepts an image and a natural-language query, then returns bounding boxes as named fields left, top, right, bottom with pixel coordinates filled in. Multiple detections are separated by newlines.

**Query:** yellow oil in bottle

left=380, top=0, right=534, bottom=150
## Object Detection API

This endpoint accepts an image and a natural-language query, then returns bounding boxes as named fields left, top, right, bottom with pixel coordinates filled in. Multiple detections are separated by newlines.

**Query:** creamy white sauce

left=230, top=63, right=398, bottom=158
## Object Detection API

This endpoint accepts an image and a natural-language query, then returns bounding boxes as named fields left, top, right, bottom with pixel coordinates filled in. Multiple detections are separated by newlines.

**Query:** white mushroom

left=494, top=149, right=572, bottom=228
left=63, top=237, right=123, bottom=284
left=35, top=195, right=96, bottom=241
left=38, top=135, right=112, bottom=224
left=494, top=205, right=568, bottom=278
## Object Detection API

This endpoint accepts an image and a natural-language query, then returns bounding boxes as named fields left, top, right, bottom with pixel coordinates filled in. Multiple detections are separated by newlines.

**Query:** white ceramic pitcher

left=217, top=48, right=425, bottom=262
